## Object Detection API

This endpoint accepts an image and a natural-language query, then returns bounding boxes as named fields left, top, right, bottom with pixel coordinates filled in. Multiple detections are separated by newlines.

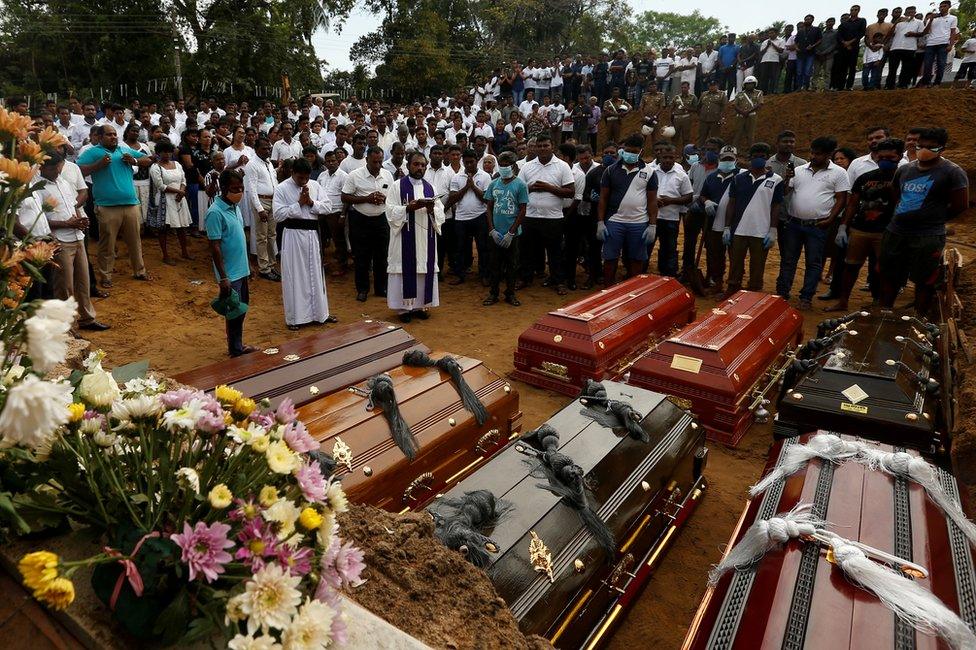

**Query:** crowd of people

left=8, top=2, right=973, bottom=358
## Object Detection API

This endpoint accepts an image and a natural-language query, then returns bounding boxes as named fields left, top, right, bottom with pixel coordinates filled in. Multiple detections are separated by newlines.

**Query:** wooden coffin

left=298, top=352, right=522, bottom=512
left=628, top=291, right=803, bottom=447
left=682, top=433, right=976, bottom=650
left=511, top=275, right=696, bottom=396
left=427, top=381, right=707, bottom=649
left=172, top=320, right=427, bottom=409
left=775, top=311, right=950, bottom=458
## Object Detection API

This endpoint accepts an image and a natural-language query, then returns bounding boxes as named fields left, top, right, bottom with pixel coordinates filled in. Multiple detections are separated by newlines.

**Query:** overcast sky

left=312, top=0, right=943, bottom=70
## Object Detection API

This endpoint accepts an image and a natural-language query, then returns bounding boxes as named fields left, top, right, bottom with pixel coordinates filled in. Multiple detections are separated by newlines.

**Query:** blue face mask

left=620, top=150, right=640, bottom=165
left=877, top=159, right=898, bottom=171
left=718, top=160, right=737, bottom=172
left=705, top=151, right=719, bottom=164
left=602, top=154, right=616, bottom=166
left=265, top=116, right=274, bottom=124
left=750, top=157, right=768, bottom=170
left=686, top=154, right=700, bottom=165
left=498, top=165, right=514, bottom=179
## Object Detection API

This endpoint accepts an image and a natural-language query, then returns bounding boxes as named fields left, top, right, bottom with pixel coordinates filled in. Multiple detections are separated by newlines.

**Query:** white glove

left=722, top=227, right=731, bottom=247
left=763, top=227, right=777, bottom=250
left=490, top=229, right=504, bottom=246
left=704, top=200, right=717, bottom=218
left=835, top=224, right=848, bottom=248
left=501, top=232, right=514, bottom=249
left=596, top=221, right=608, bottom=241
left=642, top=224, right=657, bottom=245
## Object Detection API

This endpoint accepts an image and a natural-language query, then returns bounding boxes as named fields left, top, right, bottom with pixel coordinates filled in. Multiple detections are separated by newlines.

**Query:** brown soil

left=338, top=505, right=551, bottom=650
left=950, top=262, right=976, bottom=493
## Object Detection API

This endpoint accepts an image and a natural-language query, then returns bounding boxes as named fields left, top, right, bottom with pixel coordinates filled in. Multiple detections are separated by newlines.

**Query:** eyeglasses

left=918, top=145, right=945, bottom=153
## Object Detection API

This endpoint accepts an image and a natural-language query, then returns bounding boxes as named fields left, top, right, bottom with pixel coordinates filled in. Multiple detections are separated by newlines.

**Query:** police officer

left=697, top=78, right=727, bottom=147
left=638, top=79, right=668, bottom=147
left=732, top=75, right=763, bottom=151
left=669, top=81, right=698, bottom=153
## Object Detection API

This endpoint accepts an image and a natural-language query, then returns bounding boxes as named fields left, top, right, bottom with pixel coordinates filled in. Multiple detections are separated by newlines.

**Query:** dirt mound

left=339, top=505, right=552, bottom=650
left=951, top=262, right=976, bottom=490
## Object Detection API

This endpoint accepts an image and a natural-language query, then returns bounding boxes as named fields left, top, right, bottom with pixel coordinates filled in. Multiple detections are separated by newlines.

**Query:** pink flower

left=195, top=409, right=226, bottom=433
left=159, top=388, right=199, bottom=409
left=283, top=421, right=318, bottom=454
left=331, top=611, right=348, bottom=645
left=275, top=398, right=297, bottom=425
left=170, top=521, right=234, bottom=583
left=234, top=517, right=277, bottom=571
left=319, top=536, right=365, bottom=591
left=277, top=544, right=314, bottom=577
left=249, top=412, right=275, bottom=429
left=294, top=462, right=327, bottom=503
left=229, top=497, right=262, bottom=521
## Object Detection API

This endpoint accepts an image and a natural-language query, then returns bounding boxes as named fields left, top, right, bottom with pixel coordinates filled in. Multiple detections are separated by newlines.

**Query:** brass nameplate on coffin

left=667, top=395, right=694, bottom=411
left=841, top=402, right=869, bottom=414
left=670, top=354, right=703, bottom=374
left=533, top=361, right=571, bottom=381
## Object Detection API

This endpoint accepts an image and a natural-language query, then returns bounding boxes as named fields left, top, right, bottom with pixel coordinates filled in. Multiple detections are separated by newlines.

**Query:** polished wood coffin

left=298, top=353, right=521, bottom=512
left=172, top=320, right=427, bottom=408
left=628, top=291, right=803, bottom=447
left=682, top=433, right=976, bottom=650
left=511, top=275, right=696, bottom=396
left=428, top=381, right=707, bottom=649
left=776, top=311, right=950, bottom=458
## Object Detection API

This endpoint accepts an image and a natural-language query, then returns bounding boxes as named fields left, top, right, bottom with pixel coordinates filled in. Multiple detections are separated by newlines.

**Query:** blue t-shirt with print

left=486, top=177, right=528, bottom=235
left=76, top=144, right=146, bottom=206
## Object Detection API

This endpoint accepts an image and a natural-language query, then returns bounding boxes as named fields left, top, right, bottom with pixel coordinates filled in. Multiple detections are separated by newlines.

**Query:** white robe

left=386, top=177, right=445, bottom=313
left=272, top=178, right=333, bottom=326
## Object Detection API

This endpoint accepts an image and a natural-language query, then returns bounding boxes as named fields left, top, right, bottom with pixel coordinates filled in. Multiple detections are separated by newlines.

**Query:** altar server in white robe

left=386, top=150, right=446, bottom=323
left=272, top=158, right=340, bottom=330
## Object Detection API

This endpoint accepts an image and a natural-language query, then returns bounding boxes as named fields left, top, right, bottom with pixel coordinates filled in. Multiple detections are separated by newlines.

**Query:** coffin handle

left=402, top=471, right=434, bottom=503
left=604, top=552, right=636, bottom=594
left=474, top=429, right=501, bottom=454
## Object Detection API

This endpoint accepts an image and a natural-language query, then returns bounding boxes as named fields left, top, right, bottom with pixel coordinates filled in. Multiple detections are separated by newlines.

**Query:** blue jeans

left=649, top=220, right=680, bottom=277
left=796, top=54, right=815, bottom=89
left=186, top=182, right=200, bottom=228
left=862, top=62, right=881, bottom=89
left=921, top=44, right=949, bottom=85
left=513, top=88, right=524, bottom=105
left=775, top=218, right=828, bottom=302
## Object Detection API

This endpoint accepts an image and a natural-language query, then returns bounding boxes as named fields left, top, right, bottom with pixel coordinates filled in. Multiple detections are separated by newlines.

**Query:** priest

left=386, top=151, right=446, bottom=323
left=272, top=158, right=340, bottom=330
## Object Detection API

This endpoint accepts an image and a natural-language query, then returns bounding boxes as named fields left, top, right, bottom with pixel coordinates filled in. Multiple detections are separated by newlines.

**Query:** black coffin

left=427, top=382, right=707, bottom=649
left=775, top=311, right=948, bottom=458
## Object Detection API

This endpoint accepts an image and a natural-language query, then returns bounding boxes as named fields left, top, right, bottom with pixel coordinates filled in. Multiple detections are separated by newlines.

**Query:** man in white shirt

left=956, top=29, right=976, bottom=81
left=758, top=28, right=786, bottom=93
left=516, top=134, right=575, bottom=294
left=847, top=125, right=894, bottom=184
left=271, top=122, right=303, bottom=165
left=444, top=150, right=492, bottom=285
left=382, top=142, right=408, bottom=179
left=518, top=90, right=539, bottom=119
left=244, top=138, right=281, bottom=281
left=374, top=114, right=396, bottom=152
left=654, top=51, right=675, bottom=94
left=444, top=115, right=471, bottom=146
left=342, top=146, right=395, bottom=301
left=699, top=43, right=720, bottom=90
left=776, top=136, right=851, bottom=309
left=69, top=102, right=98, bottom=152
left=887, top=6, right=925, bottom=88
left=919, top=0, right=959, bottom=86
left=318, top=150, right=349, bottom=276
left=675, top=48, right=699, bottom=92
left=340, top=133, right=368, bottom=174
left=423, top=145, right=457, bottom=278
left=652, top=143, right=694, bottom=276
left=54, top=107, right=77, bottom=158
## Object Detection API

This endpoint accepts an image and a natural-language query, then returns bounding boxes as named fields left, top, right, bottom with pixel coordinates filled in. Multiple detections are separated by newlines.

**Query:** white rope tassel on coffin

left=856, top=447, right=976, bottom=549
left=708, top=503, right=822, bottom=585
left=749, top=433, right=861, bottom=498
left=827, top=533, right=976, bottom=650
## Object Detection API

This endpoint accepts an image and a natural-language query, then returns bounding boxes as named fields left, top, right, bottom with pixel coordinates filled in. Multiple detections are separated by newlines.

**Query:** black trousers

left=438, top=218, right=457, bottom=276
left=348, top=208, right=390, bottom=295
left=520, top=216, right=564, bottom=285
left=831, top=46, right=858, bottom=89
left=454, top=214, right=488, bottom=280
left=562, top=208, right=588, bottom=287
left=886, top=50, right=914, bottom=88
left=489, top=237, right=519, bottom=297
left=757, top=61, right=781, bottom=94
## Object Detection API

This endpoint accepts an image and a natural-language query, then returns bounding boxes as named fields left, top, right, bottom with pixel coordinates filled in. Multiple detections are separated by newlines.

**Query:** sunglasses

left=918, top=145, right=945, bottom=153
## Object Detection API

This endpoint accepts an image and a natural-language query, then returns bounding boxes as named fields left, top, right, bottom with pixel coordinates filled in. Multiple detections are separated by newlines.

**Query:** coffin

left=775, top=310, right=950, bottom=458
left=628, top=291, right=803, bottom=447
left=511, top=275, right=696, bottom=396
left=172, top=320, right=427, bottom=408
left=297, top=353, right=522, bottom=512
left=682, top=433, right=976, bottom=650
left=428, top=381, right=707, bottom=649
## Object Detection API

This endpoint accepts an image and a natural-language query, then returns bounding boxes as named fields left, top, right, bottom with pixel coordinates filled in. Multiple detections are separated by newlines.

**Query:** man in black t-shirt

left=828, top=138, right=903, bottom=311
left=832, top=5, right=868, bottom=89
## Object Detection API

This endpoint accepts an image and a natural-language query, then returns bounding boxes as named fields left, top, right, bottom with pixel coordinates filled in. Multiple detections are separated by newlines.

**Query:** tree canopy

left=616, top=10, right=728, bottom=53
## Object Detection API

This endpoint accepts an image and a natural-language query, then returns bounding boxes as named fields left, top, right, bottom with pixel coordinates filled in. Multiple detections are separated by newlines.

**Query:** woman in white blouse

left=148, top=140, right=193, bottom=265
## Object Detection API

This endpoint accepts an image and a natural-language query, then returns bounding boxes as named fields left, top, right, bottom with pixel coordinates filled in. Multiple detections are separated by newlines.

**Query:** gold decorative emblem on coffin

left=529, top=531, right=555, bottom=583
left=667, top=395, right=693, bottom=411
left=534, top=361, right=570, bottom=381
left=332, top=437, right=353, bottom=473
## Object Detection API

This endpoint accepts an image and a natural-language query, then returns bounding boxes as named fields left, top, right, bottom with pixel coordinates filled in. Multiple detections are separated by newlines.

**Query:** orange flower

left=0, top=107, right=33, bottom=141
left=0, top=156, right=36, bottom=185
left=17, top=139, right=47, bottom=165
left=23, top=240, right=57, bottom=265
left=2, top=298, right=17, bottom=309
left=0, top=245, right=25, bottom=269
left=36, top=127, right=68, bottom=152
left=41, top=196, right=59, bottom=212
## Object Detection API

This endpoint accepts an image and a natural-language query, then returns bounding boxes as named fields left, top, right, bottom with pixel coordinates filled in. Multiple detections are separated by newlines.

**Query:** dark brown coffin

left=682, top=433, right=976, bottom=650
left=628, top=291, right=803, bottom=447
left=297, top=353, right=522, bottom=512
left=172, top=320, right=427, bottom=408
left=775, top=311, right=949, bottom=458
left=511, top=275, right=696, bottom=396
left=428, top=381, right=707, bottom=649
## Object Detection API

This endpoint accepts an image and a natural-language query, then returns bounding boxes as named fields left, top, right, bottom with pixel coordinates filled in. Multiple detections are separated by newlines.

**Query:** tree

left=959, top=0, right=975, bottom=31
left=619, top=10, right=727, bottom=52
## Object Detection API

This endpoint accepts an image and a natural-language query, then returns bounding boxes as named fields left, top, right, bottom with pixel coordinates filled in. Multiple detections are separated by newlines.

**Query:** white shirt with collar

left=926, top=13, right=958, bottom=46
left=788, top=161, right=852, bottom=220
left=39, top=175, right=84, bottom=243
left=341, top=165, right=395, bottom=217
left=271, top=138, right=303, bottom=163
left=382, top=158, right=407, bottom=178
left=318, top=168, right=348, bottom=212
left=448, top=169, right=492, bottom=221
left=339, top=155, right=367, bottom=174
left=244, top=156, right=279, bottom=215
left=654, top=164, right=693, bottom=221
left=16, top=194, right=51, bottom=238
left=423, top=164, right=455, bottom=203
left=518, top=156, right=574, bottom=219
left=699, top=50, right=719, bottom=74
left=891, top=17, right=924, bottom=50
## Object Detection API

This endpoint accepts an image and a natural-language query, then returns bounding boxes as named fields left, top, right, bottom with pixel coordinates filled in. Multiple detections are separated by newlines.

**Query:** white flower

left=121, top=376, right=161, bottom=396
left=325, top=481, right=349, bottom=515
left=93, top=430, right=117, bottom=448
left=2, top=364, right=25, bottom=387
left=225, top=593, right=247, bottom=626
left=161, top=399, right=206, bottom=431
left=228, top=633, right=282, bottom=650
left=228, top=421, right=266, bottom=445
left=0, top=375, right=72, bottom=449
left=110, top=395, right=162, bottom=421
left=316, top=510, right=338, bottom=550
left=240, top=563, right=302, bottom=635
left=266, top=440, right=298, bottom=474
left=281, top=598, right=335, bottom=650
left=24, top=316, right=71, bottom=372
left=78, top=363, right=120, bottom=408
left=35, top=298, right=78, bottom=325
left=264, top=499, right=301, bottom=540
left=175, top=467, right=200, bottom=494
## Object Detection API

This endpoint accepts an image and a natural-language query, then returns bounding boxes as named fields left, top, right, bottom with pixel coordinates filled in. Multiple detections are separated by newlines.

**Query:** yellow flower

left=67, top=403, right=85, bottom=423
left=266, top=440, right=298, bottom=474
left=250, top=434, right=269, bottom=453
left=208, top=483, right=233, bottom=509
left=18, top=551, right=59, bottom=591
left=36, top=126, right=68, bottom=152
left=0, top=107, right=34, bottom=141
left=17, top=139, right=47, bottom=165
left=259, top=485, right=279, bottom=507
left=34, top=577, right=74, bottom=610
left=214, top=384, right=243, bottom=404
left=233, top=397, right=256, bottom=417
left=0, top=156, right=36, bottom=186
left=298, top=507, right=323, bottom=530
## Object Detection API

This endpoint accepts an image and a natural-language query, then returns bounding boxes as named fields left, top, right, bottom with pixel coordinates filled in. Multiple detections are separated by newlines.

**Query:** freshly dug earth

left=950, top=262, right=976, bottom=494
left=339, top=505, right=552, bottom=650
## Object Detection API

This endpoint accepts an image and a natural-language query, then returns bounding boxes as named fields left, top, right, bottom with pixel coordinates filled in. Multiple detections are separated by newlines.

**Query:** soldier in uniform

left=697, top=78, right=727, bottom=147
left=732, top=75, right=763, bottom=151
left=603, top=86, right=631, bottom=145
left=669, top=81, right=698, bottom=153
left=638, top=79, right=667, bottom=148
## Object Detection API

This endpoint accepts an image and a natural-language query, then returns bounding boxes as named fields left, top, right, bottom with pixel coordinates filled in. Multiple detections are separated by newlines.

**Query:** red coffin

left=629, top=291, right=802, bottom=446
left=683, top=433, right=976, bottom=650
left=510, top=274, right=696, bottom=395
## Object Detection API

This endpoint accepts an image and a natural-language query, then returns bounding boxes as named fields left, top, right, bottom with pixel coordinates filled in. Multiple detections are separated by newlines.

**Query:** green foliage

left=619, top=10, right=727, bottom=52
left=959, top=0, right=976, bottom=31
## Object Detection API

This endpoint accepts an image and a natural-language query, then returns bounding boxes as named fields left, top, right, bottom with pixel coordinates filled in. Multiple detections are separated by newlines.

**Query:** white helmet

left=743, top=75, right=758, bottom=85
left=641, top=125, right=654, bottom=136
left=660, top=125, right=676, bottom=138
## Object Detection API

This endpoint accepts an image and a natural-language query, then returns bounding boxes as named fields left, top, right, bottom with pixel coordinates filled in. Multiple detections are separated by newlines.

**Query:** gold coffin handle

left=474, top=428, right=501, bottom=454
left=402, top=471, right=434, bottom=503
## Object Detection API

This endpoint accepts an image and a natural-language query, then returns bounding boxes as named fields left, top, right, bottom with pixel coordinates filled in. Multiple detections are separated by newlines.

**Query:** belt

left=282, top=219, right=319, bottom=230
left=258, top=194, right=274, bottom=200
left=785, top=216, right=821, bottom=225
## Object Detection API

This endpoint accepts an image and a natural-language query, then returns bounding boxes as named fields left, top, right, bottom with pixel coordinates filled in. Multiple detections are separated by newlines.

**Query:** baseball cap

left=719, top=146, right=738, bottom=160
left=683, top=144, right=698, bottom=155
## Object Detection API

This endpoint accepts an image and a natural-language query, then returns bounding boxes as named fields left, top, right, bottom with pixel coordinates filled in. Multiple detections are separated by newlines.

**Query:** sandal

left=483, top=296, right=499, bottom=306
left=505, top=295, right=521, bottom=307
left=323, top=315, right=339, bottom=324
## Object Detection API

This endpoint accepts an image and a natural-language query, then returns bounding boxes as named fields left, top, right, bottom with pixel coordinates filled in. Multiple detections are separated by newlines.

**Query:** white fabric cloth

left=150, top=163, right=192, bottom=228
left=385, top=177, right=446, bottom=312
left=387, top=273, right=440, bottom=313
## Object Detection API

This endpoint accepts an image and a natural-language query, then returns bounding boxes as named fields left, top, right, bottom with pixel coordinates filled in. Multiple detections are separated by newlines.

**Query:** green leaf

left=152, top=587, right=191, bottom=645
left=0, top=492, right=31, bottom=535
left=19, top=260, right=46, bottom=283
left=179, top=615, right=217, bottom=644
left=130, top=493, right=150, bottom=504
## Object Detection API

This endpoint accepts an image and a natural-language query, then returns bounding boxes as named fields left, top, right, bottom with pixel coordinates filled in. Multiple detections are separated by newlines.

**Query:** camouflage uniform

left=732, top=88, right=763, bottom=151
left=639, top=91, right=667, bottom=143
left=697, top=89, right=727, bottom=145
left=669, top=92, right=698, bottom=151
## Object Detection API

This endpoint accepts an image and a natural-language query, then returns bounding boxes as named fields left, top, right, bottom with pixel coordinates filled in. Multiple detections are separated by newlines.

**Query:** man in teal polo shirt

left=76, top=124, right=152, bottom=287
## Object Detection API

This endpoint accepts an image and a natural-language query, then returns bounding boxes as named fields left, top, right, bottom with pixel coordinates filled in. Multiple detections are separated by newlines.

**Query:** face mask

left=686, top=154, right=699, bottom=165
left=750, top=157, right=768, bottom=170
left=265, top=116, right=274, bottom=124
left=602, top=154, right=616, bottom=166
left=225, top=191, right=244, bottom=204
left=620, top=150, right=640, bottom=165
left=916, top=148, right=939, bottom=162
left=705, top=151, right=719, bottom=164
left=498, top=165, right=514, bottom=179
left=877, top=159, right=898, bottom=171
left=718, top=160, right=737, bottom=172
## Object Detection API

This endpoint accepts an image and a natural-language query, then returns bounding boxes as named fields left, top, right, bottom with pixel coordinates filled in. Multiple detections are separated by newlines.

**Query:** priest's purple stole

left=398, top=176, right=437, bottom=303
